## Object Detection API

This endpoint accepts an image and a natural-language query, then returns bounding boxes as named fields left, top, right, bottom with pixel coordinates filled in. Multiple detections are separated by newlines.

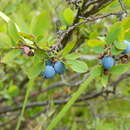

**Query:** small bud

left=22, top=46, right=34, bottom=56
left=23, top=46, right=30, bottom=54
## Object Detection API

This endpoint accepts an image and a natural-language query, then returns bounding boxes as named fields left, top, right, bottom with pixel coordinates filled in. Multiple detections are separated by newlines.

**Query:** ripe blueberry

left=43, top=65, right=56, bottom=79
left=102, top=56, right=114, bottom=70
left=54, top=61, right=65, bottom=74
left=123, top=40, right=130, bottom=54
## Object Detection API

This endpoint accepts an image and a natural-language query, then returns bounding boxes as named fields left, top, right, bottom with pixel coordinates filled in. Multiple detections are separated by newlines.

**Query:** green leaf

left=59, top=25, right=67, bottom=30
left=2, top=49, right=21, bottom=63
left=18, top=32, right=35, bottom=41
left=122, top=17, right=130, bottom=30
left=114, top=41, right=127, bottom=50
left=101, top=75, right=109, bottom=87
left=0, top=11, right=10, bottom=22
left=27, top=62, right=43, bottom=79
left=37, top=36, right=56, bottom=49
left=64, top=53, right=80, bottom=60
left=31, top=11, right=51, bottom=37
left=111, top=47, right=122, bottom=55
left=8, top=85, right=19, bottom=97
left=63, top=8, right=75, bottom=25
left=106, top=23, right=123, bottom=44
left=66, top=60, right=88, bottom=73
left=110, top=64, right=129, bottom=76
left=124, top=29, right=130, bottom=41
left=46, top=66, right=102, bottom=130
left=92, top=46, right=104, bottom=54
left=0, top=32, right=13, bottom=48
left=62, top=41, right=76, bottom=57
left=26, top=55, right=44, bottom=79
left=87, top=39, right=106, bottom=48
left=13, top=13, right=29, bottom=33
left=7, top=21, right=20, bottom=44
left=35, top=49, right=48, bottom=59
left=0, top=81, right=3, bottom=89
left=90, top=66, right=102, bottom=77
left=25, top=50, right=47, bottom=79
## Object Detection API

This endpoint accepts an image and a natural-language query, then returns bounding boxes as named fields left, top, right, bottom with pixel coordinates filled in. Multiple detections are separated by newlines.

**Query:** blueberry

left=43, top=65, right=56, bottom=79
left=123, top=40, right=130, bottom=54
left=102, top=56, right=114, bottom=70
left=54, top=61, right=65, bottom=74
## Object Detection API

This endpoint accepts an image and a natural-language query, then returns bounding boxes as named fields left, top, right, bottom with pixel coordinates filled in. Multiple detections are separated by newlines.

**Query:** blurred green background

left=0, top=0, right=130, bottom=130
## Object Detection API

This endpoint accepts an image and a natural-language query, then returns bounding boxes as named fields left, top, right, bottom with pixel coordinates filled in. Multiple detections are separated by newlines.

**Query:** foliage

left=0, top=0, right=130, bottom=130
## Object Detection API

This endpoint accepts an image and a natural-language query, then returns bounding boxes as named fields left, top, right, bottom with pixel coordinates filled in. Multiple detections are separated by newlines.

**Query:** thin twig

left=118, top=0, right=127, bottom=14
left=1, top=70, right=130, bottom=114
left=0, top=90, right=104, bottom=114
left=53, top=0, right=115, bottom=50
left=56, top=11, right=124, bottom=50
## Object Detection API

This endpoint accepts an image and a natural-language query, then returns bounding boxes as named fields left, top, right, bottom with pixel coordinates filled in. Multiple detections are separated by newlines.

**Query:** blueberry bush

left=0, top=0, right=130, bottom=130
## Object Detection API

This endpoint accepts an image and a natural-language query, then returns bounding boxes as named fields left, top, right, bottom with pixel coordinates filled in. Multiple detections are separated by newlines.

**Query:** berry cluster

left=101, top=40, right=130, bottom=70
left=42, top=60, right=65, bottom=79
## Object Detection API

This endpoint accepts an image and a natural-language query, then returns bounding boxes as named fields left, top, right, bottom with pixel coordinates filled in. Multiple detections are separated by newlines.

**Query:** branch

left=83, top=0, right=114, bottom=17
left=111, top=72, right=130, bottom=93
left=55, top=11, right=123, bottom=52
left=0, top=90, right=106, bottom=114
left=1, top=71, right=130, bottom=114
left=54, top=0, right=115, bottom=50
left=118, top=0, right=127, bottom=14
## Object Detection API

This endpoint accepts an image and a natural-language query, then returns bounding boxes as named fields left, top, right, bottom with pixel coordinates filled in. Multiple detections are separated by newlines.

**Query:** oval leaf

left=63, top=8, right=75, bottom=25
left=66, top=60, right=88, bottom=73
left=2, top=49, right=21, bottom=64
left=7, top=21, right=20, bottom=44
left=30, top=11, right=51, bottom=37
left=106, top=23, right=123, bottom=44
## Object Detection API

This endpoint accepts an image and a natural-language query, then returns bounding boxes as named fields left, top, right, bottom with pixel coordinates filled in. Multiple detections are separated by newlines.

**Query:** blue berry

left=123, top=40, right=130, bottom=54
left=102, top=56, right=114, bottom=70
left=54, top=61, right=65, bottom=74
left=43, top=65, right=56, bottom=79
